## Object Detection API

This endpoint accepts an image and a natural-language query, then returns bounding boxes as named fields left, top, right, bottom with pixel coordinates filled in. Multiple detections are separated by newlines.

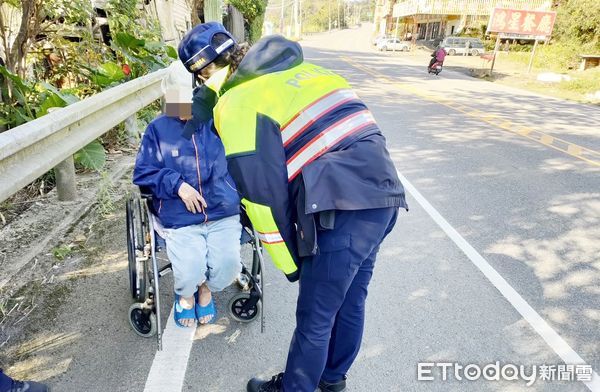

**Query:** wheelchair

left=125, top=191, right=265, bottom=350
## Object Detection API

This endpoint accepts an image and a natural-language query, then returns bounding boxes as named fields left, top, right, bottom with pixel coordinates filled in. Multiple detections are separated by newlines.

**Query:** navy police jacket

left=210, top=35, right=407, bottom=281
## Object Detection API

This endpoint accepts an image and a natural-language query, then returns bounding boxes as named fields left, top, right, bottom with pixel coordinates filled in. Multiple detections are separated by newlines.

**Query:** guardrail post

left=54, top=156, right=77, bottom=201
left=125, top=114, right=139, bottom=141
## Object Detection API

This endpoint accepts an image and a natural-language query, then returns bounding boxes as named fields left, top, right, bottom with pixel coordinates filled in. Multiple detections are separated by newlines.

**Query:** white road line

left=140, top=172, right=599, bottom=392
left=397, top=170, right=600, bottom=391
left=144, top=307, right=195, bottom=392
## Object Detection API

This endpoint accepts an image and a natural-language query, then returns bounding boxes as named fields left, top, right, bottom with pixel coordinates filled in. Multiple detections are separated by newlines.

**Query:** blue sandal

left=195, top=291, right=216, bottom=324
left=174, top=293, right=197, bottom=328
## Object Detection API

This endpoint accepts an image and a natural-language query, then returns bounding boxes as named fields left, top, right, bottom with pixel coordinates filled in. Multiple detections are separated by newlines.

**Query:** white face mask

left=203, top=65, right=230, bottom=96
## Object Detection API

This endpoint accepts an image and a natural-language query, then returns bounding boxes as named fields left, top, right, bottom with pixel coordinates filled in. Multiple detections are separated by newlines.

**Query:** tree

left=301, top=0, right=329, bottom=32
left=554, top=0, right=600, bottom=48
left=186, top=0, right=203, bottom=25
left=0, top=0, right=170, bottom=132
left=228, top=0, right=267, bottom=43
left=0, top=0, right=43, bottom=76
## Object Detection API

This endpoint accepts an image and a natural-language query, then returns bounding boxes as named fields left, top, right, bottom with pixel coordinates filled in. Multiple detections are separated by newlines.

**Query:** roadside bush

left=228, top=0, right=268, bottom=43
left=534, top=40, right=594, bottom=70
left=554, top=0, right=600, bottom=48
left=491, top=39, right=596, bottom=73
left=1, top=0, right=174, bottom=169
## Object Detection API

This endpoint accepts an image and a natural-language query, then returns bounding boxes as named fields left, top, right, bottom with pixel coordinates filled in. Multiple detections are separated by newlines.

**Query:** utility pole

left=372, top=0, right=378, bottom=28
left=293, top=0, right=300, bottom=39
left=393, top=15, right=400, bottom=52
left=337, top=0, right=341, bottom=29
left=328, top=0, right=332, bottom=31
left=280, top=0, right=285, bottom=33
left=204, top=0, right=223, bottom=23
left=288, top=1, right=293, bottom=36
left=300, top=0, right=303, bottom=38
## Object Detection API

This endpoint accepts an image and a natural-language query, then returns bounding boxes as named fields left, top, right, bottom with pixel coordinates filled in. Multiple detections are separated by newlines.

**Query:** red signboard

left=487, top=8, right=556, bottom=37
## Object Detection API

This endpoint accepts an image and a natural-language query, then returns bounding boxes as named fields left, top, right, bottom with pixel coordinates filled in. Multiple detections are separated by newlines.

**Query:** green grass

left=96, top=171, right=117, bottom=217
left=558, top=67, right=600, bottom=94
left=498, top=39, right=599, bottom=72
left=490, top=41, right=600, bottom=102
left=52, top=245, right=73, bottom=261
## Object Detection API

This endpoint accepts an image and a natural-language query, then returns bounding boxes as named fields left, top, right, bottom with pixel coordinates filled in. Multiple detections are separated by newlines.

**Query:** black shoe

left=0, top=370, right=49, bottom=392
left=318, top=377, right=347, bottom=392
left=247, top=372, right=284, bottom=392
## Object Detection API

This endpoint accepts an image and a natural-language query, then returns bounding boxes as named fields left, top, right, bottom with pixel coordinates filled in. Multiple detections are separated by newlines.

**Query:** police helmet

left=178, top=22, right=236, bottom=74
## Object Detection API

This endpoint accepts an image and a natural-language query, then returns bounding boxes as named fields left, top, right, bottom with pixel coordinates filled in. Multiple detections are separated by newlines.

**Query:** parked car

left=441, top=37, right=485, bottom=56
left=377, top=38, right=410, bottom=52
left=372, top=35, right=390, bottom=46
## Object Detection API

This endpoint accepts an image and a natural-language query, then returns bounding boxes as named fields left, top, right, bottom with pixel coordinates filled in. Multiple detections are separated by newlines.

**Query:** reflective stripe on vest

left=281, top=88, right=359, bottom=147
left=241, top=198, right=297, bottom=275
left=286, top=109, right=376, bottom=181
left=256, top=231, right=284, bottom=244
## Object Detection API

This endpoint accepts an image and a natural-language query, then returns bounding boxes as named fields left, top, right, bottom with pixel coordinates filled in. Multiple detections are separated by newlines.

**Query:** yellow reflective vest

left=211, top=36, right=405, bottom=281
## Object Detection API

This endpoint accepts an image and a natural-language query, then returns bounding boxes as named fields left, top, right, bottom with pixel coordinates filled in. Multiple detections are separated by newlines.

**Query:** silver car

left=377, top=38, right=410, bottom=52
left=441, top=37, right=485, bottom=56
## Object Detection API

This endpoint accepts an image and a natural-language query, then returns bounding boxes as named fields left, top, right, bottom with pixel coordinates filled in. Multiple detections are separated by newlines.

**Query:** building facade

left=144, top=0, right=193, bottom=45
left=375, top=0, right=552, bottom=41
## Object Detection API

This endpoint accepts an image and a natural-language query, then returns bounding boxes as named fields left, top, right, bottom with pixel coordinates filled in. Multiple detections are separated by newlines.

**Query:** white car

left=377, top=38, right=410, bottom=52
left=372, top=35, right=389, bottom=46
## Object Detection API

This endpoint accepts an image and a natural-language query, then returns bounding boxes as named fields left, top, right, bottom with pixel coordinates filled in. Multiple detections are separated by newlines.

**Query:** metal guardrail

left=0, top=68, right=167, bottom=204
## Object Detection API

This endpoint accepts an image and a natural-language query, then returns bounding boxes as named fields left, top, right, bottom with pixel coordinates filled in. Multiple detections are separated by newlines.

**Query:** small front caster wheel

left=228, top=293, right=260, bottom=323
left=128, top=302, right=157, bottom=337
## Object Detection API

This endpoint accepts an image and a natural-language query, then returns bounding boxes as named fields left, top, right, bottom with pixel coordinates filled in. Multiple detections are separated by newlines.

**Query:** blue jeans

left=162, top=214, right=242, bottom=297
left=282, top=207, right=398, bottom=392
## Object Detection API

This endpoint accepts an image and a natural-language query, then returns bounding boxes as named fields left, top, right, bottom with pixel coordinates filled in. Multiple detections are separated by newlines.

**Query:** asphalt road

left=10, top=26, right=599, bottom=392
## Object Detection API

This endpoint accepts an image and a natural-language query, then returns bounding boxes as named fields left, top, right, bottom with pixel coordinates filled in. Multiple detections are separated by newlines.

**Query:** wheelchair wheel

left=228, top=293, right=261, bottom=323
left=126, top=198, right=147, bottom=302
left=128, top=303, right=157, bottom=338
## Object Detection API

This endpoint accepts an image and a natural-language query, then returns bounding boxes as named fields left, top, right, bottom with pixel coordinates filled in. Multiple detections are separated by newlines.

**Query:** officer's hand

left=178, top=182, right=208, bottom=214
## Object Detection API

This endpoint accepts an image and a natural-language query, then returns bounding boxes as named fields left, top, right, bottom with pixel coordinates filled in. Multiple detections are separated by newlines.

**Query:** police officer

left=178, top=23, right=407, bottom=392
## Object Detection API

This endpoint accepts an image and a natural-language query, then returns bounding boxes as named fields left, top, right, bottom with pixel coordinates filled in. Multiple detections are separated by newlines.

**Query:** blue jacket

left=133, top=115, right=240, bottom=229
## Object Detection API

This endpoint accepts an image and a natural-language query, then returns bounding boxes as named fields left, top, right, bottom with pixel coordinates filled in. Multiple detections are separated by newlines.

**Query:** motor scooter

left=428, top=61, right=443, bottom=75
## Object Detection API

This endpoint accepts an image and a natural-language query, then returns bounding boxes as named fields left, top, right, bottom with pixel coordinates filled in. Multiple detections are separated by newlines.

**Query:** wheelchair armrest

left=136, top=186, right=159, bottom=216
left=138, top=186, right=154, bottom=200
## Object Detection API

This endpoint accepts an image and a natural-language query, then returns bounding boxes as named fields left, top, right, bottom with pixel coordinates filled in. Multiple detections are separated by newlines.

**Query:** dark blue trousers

left=0, top=370, right=13, bottom=392
left=282, top=207, right=398, bottom=392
